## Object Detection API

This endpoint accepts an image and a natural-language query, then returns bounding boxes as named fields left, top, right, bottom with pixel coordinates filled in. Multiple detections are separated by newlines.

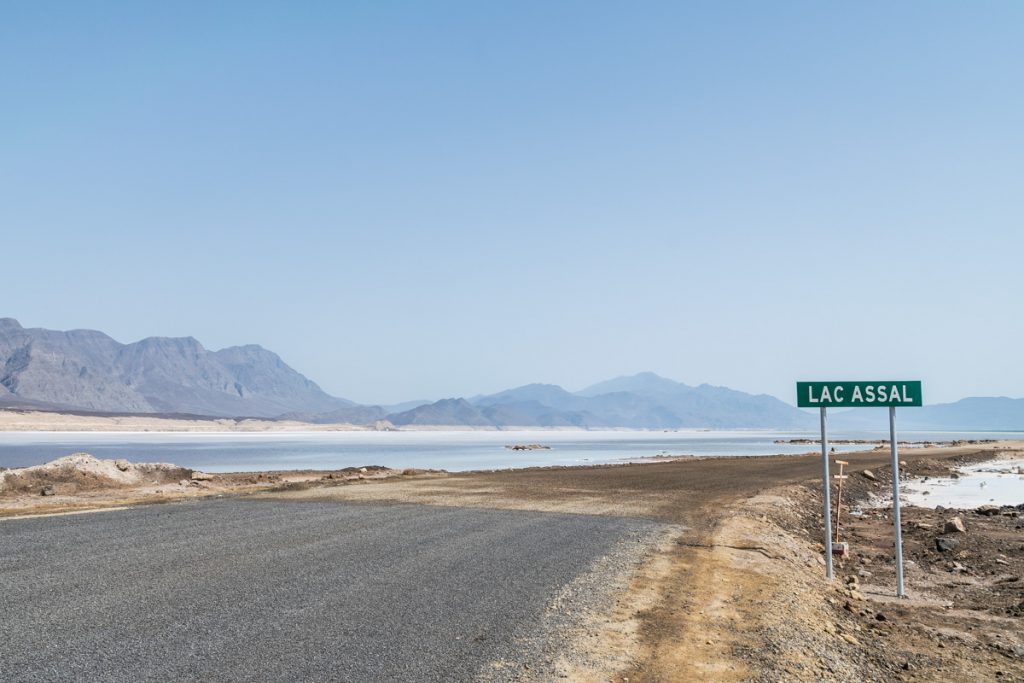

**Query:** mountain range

left=1, top=319, right=1020, bottom=430
left=0, top=318, right=348, bottom=417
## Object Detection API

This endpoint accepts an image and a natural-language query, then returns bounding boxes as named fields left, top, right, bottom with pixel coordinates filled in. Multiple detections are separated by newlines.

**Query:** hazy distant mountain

left=388, top=398, right=493, bottom=427
left=0, top=318, right=350, bottom=418
left=389, top=374, right=815, bottom=429
left=381, top=399, right=432, bottom=414
left=830, top=397, right=1024, bottom=432
left=577, top=371, right=688, bottom=397
left=473, top=384, right=591, bottom=412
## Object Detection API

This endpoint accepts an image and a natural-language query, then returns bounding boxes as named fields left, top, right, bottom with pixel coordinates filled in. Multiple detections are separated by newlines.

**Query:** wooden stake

left=834, top=459, right=848, bottom=543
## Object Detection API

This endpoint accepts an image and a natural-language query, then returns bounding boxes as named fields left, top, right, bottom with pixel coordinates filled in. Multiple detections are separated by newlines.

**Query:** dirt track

left=270, top=443, right=1007, bottom=525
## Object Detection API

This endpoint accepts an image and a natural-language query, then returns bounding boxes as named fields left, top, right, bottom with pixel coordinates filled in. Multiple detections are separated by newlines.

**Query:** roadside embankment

left=0, top=453, right=424, bottom=517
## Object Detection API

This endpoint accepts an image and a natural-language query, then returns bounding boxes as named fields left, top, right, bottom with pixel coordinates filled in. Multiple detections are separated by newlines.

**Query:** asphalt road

left=0, top=498, right=657, bottom=682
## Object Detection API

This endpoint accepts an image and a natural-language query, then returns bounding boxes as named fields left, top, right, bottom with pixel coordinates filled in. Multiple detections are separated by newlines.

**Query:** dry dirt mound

left=0, top=453, right=193, bottom=497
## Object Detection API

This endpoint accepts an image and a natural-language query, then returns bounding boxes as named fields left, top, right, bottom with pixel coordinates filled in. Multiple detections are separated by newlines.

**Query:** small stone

left=944, top=517, right=966, bottom=534
left=191, top=471, right=214, bottom=481
left=841, top=633, right=860, bottom=645
left=862, top=469, right=878, bottom=481
left=114, top=459, right=131, bottom=471
left=976, top=505, right=1001, bottom=516
left=935, top=537, right=959, bottom=552
left=995, top=558, right=1010, bottom=566
left=875, top=613, right=887, bottom=621
left=40, top=485, right=56, bottom=496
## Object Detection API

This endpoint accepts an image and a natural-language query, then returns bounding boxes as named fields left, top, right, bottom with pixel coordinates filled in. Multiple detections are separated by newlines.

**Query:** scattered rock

left=114, top=459, right=132, bottom=471
left=191, top=471, right=214, bottom=481
left=862, top=470, right=878, bottom=481
left=944, top=517, right=966, bottom=534
left=40, top=485, right=55, bottom=496
left=841, top=633, right=860, bottom=645
left=976, top=505, right=1001, bottom=516
left=935, top=537, right=960, bottom=552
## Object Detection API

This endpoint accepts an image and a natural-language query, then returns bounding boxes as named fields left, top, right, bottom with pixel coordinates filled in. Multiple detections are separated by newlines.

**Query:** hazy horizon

left=4, top=3, right=1022, bottom=405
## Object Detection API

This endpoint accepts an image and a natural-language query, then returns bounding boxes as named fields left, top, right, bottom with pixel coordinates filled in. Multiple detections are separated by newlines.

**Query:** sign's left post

left=820, top=406, right=833, bottom=580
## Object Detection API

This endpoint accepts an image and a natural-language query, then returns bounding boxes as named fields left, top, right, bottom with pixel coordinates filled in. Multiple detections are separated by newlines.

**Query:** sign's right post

left=889, top=406, right=905, bottom=598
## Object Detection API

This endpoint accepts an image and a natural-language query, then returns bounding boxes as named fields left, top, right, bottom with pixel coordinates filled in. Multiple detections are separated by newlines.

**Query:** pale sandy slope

left=0, top=410, right=366, bottom=432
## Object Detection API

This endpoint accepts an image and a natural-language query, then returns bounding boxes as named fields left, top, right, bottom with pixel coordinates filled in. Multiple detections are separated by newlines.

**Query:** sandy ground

left=0, top=409, right=373, bottom=432
left=2, top=441, right=1022, bottom=681
left=0, top=409, right=601, bottom=432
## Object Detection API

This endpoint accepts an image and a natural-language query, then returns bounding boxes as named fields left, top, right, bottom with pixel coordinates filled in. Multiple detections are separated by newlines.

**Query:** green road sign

left=796, top=381, right=922, bottom=408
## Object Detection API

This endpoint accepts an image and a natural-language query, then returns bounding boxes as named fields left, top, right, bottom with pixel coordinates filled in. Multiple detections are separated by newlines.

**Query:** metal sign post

left=797, top=381, right=921, bottom=598
left=889, top=406, right=905, bottom=597
left=820, top=406, right=833, bottom=580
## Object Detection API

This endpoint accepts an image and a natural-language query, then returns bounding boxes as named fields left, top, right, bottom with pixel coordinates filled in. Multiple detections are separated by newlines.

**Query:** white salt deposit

left=902, top=459, right=1024, bottom=508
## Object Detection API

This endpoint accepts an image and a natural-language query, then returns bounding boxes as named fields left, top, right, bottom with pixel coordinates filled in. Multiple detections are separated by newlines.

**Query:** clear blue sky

left=3, top=2, right=1022, bottom=405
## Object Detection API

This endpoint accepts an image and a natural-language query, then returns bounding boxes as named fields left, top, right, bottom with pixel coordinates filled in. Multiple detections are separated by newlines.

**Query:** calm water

left=0, top=430, right=1020, bottom=473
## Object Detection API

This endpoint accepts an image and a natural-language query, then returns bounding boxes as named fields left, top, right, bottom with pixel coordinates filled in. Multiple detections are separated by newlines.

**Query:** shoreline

left=3, top=440, right=1021, bottom=518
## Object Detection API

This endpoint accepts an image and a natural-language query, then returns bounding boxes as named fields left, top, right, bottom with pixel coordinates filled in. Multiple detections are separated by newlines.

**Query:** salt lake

left=1, top=429, right=1020, bottom=473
